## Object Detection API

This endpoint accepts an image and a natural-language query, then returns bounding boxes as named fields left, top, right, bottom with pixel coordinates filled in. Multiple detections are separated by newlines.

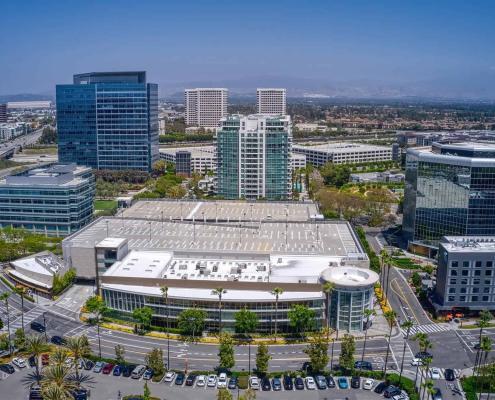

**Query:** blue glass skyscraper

left=56, top=71, right=159, bottom=171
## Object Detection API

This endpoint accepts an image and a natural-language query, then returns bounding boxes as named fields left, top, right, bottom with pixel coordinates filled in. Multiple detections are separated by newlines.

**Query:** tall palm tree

left=478, top=336, right=493, bottom=400
left=91, top=301, right=107, bottom=359
left=51, top=348, right=70, bottom=366
left=420, top=357, right=433, bottom=400
left=399, top=319, right=414, bottom=387
left=24, top=334, right=49, bottom=384
left=0, top=292, right=11, bottom=354
left=475, top=310, right=492, bottom=374
left=412, top=332, right=428, bottom=393
left=270, top=287, right=284, bottom=340
left=379, top=250, right=389, bottom=301
left=383, top=310, right=396, bottom=376
left=360, top=308, right=376, bottom=368
left=41, top=364, right=78, bottom=398
left=421, top=378, right=434, bottom=400
left=322, top=282, right=335, bottom=337
left=14, top=286, right=27, bottom=333
left=160, top=286, right=170, bottom=370
left=64, top=335, right=90, bottom=388
left=211, top=287, right=227, bottom=333
left=41, top=384, right=72, bottom=400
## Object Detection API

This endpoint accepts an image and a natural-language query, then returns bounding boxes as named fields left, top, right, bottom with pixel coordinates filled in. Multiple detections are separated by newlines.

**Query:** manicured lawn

left=94, top=200, right=118, bottom=211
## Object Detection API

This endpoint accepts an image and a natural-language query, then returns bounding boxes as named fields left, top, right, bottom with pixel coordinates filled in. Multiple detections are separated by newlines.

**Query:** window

left=463, top=261, right=470, bottom=268
left=472, top=296, right=479, bottom=302
left=473, top=287, right=480, bottom=293
left=451, top=270, right=458, bottom=276
left=448, top=288, right=456, bottom=294
left=448, top=296, right=455, bottom=302
left=486, top=270, right=492, bottom=276
left=460, top=288, right=467, bottom=294
left=451, top=261, right=458, bottom=268
left=462, top=270, right=469, bottom=276
left=461, top=278, right=468, bottom=285
left=460, top=296, right=466, bottom=302
left=475, top=270, right=481, bottom=276
left=483, top=287, right=490, bottom=293
left=449, top=278, right=457, bottom=285
left=487, top=261, right=493, bottom=268
left=475, top=261, right=482, bottom=268
left=474, top=279, right=481, bottom=285
left=486, top=280, right=492, bottom=285
left=483, top=296, right=490, bottom=302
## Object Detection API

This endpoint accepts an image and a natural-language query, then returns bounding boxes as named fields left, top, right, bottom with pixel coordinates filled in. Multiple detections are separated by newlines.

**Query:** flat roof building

left=159, top=146, right=216, bottom=176
left=185, top=88, right=228, bottom=130
left=0, top=164, right=95, bottom=236
left=256, top=88, right=286, bottom=116
left=293, top=142, right=393, bottom=167
left=7, top=101, right=52, bottom=109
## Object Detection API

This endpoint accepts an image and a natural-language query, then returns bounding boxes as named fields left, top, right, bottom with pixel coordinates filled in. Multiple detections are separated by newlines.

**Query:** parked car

left=50, top=335, right=66, bottom=345
left=102, top=363, right=114, bottom=374
left=363, top=378, right=375, bottom=390
left=123, top=364, right=136, bottom=378
left=207, top=374, right=217, bottom=387
left=444, top=369, right=456, bottom=381
left=217, top=373, right=227, bottom=388
left=305, top=376, right=317, bottom=390
left=338, top=377, right=349, bottom=389
left=294, top=376, right=305, bottom=390
left=326, top=375, right=336, bottom=388
left=83, top=359, right=94, bottom=371
left=185, top=374, right=196, bottom=386
left=473, top=343, right=481, bottom=350
left=164, top=371, right=176, bottom=382
left=384, top=385, right=402, bottom=398
left=93, top=361, right=105, bottom=373
left=30, top=321, right=46, bottom=333
left=131, top=365, right=146, bottom=379
left=29, top=384, right=43, bottom=400
left=415, top=351, right=433, bottom=360
left=432, top=387, right=443, bottom=400
left=143, top=368, right=153, bottom=380
left=374, top=381, right=388, bottom=394
left=175, top=372, right=186, bottom=385
left=355, top=360, right=373, bottom=370
left=351, top=376, right=361, bottom=388
left=283, top=375, right=293, bottom=390
left=196, top=375, right=206, bottom=387
left=228, top=376, right=238, bottom=389
left=72, top=388, right=89, bottom=400
left=272, top=376, right=282, bottom=391
left=429, top=367, right=441, bottom=380
left=0, top=364, right=15, bottom=374
left=411, top=358, right=423, bottom=366
left=113, top=365, right=122, bottom=376
left=28, top=356, right=36, bottom=368
left=315, top=375, right=327, bottom=390
left=249, top=376, right=260, bottom=390
left=392, top=391, right=409, bottom=400
left=41, top=354, right=50, bottom=366
left=12, top=357, right=26, bottom=368
left=261, top=377, right=271, bottom=391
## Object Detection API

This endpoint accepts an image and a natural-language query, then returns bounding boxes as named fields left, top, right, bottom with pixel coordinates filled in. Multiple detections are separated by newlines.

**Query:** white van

left=131, top=365, right=146, bottom=379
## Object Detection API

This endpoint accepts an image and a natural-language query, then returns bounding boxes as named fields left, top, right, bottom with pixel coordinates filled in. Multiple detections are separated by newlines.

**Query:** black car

left=384, top=385, right=401, bottom=398
left=30, top=321, right=46, bottom=333
left=29, top=385, right=43, bottom=400
left=72, top=388, right=89, bottom=400
left=351, top=376, right=360, bottom=389
left=0, top=363, right=15, bottom=374
left=415, top=351, right=433, bottom=360
left=261, top=377, right=271, bottom=391
left=326, top=375, right=336, bottom=388
left=283, top=375, right=293, bottom=390
left=175, top=372, right=185, bottom=385
left=123, top=364, right=136, bottom=378
left=227, top=376, right=237, bottom=389
left=444, top=369, right=455, bottom=381
left=354, top=360, right=373, bottom=370
left=374, top=381, right=388, bottom=394
left=432, top=387, right=443, bottom=400
left=272, top=377, right=282, bottom=391
left=28, top=356, right=36, bottom=367
left=295, top=376, right=305, bottom=390
left=50, top=335, right=66, bottom=345
left=186, top=374, right=197, bottom=386
left=83, top=360, right=94, bottom=371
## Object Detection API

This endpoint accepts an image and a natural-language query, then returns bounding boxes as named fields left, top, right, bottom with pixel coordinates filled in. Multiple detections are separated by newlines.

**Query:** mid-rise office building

left=256, top=88, right=286, bottom=115
left=159, top=146, right=216, bottom=177
left=216, top=114, right=292, bottom=200
left=293, top=142, right=392, bottom=167
left=57, top=71, right=159, bottom=171
left=434, top=236, right=495, bottom=312
left=403, top=142, right=495, bottom=256
left=185, top=88, right=228, bottom=130
left=0, top=103, right=7, bottom=122
left=0, top=164, right=95, bottom=236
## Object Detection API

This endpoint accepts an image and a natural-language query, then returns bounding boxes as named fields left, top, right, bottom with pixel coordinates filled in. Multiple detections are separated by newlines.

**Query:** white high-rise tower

left=185, top=88, right=228, bottom=130
left=256, top=88, right=286, bottom=115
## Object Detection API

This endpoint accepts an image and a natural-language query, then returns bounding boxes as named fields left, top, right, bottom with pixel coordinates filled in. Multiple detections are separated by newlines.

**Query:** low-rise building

left=159, top=146, right=216, bottom=176
left=0, top=122, right=29, bottom=141
left=350, top=171, right=405, bottom=184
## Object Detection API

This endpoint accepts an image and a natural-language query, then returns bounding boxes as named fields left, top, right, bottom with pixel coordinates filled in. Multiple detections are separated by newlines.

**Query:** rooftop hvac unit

left=256, top=265, right=266, bottom=271
left=179, top=265, right=187, bottom=270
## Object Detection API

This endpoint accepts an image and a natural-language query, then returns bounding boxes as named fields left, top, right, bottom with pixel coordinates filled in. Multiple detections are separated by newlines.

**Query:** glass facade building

left=403, top=142, right=495, bottom=250
left=57, top=71, right=159, bottom=171
left=216, top=114, right=292, bottom=200
left=0, top=164, right=95, bottom=236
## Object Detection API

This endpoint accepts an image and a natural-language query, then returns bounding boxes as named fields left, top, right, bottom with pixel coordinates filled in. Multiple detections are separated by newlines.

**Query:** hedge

left=355, top=226, right=381, bottom=273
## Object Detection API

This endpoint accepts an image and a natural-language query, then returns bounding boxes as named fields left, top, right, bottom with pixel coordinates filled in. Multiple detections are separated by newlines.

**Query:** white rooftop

left=96, top=237, right=127, bottom=248
left=321, top=266, right=379, bottom=288
left=11, top=251, right=64, bottom=277
left=293, top=142, right=391, bottom=153
left=441, top=236, right=495, bottom=252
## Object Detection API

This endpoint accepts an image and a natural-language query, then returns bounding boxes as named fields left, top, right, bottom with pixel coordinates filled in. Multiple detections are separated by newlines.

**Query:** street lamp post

left=43, top=312, right=48, bottom=341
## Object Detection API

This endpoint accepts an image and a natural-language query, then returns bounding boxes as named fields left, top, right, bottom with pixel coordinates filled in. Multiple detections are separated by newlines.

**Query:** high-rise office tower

left=185, top=88, right=228, bottom=129
left=56, top=71, right=159, bottom=171
left=256, top=88, right=286, bottom=115
left=0, top=103, right=7, bottom=122
left=216, top=114, right=292, bottom=200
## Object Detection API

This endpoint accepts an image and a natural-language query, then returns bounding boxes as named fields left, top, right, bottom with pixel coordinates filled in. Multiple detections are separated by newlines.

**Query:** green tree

left=143, top=381, right=151, bottom=400
left=322, top=282, right=335, bottom=340
left=0, top=292, right=11, bottom=354
left=177, top=308, right=207, bottom=339
left=14, top=286, right=27, bottom=334
left=84, top=295, right=107, bottom=358
left=64, top=335, right=90, bottom=388
left=25, top=334, right=50, bottom=384
left=211, top=287, right=227, bottom=333
left=320, top=163, right=351, bottom=188
left=475, top=310, right=492, bottom=374
left=218, top=333, right=235, bottom=370
left=287, top=305, right=315, bottom=336
left=399, top=319, right=414, bottom=387
left=152, top=159, right=167, bottom=176
left=14, top=327, right=26, bottom=349
left=115, top=344, right=125, bottom=365
left=383, top=310, right=397, bottom=376
left=339, top=334, right=355, bottom=371
left=360, top=308, right=376, bottom=368
left=478, top=336, right=493, bottom=400
left=255, top=343, right=271, bottom=375
left=270, top=287, right=284, bottom=340
left=217, top=388, right=233, bottom=400
left=411, top=272, right=422, bottom=290
left=133, top=306, right=154, bottom=332
left=145, top=348, right=164, bottom=376
left=239, top=388, right=257, bottom=400
left=234, top=308, right=259, bottom=335
left=303, top=331, right=329, bottom=373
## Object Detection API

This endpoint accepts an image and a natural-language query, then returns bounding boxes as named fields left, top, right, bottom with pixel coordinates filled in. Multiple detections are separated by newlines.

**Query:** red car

left=102, top=363, right=114, bottom=374
left=41, top=354, right=49, bottom=366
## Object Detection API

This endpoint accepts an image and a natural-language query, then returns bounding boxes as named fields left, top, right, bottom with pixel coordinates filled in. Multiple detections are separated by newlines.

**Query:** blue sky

left=1, top=0, right=495, bottom=97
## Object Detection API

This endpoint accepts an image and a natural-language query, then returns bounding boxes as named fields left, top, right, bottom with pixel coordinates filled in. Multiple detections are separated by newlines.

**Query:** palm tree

left=211, top=287, right=227, bottom=333
left=475, top=310, right=492, bottom=374
left=24, top=334, right=49, bottom=384
left=383, top=310, right=396, bottom=376
left=90, top=301, right=108, bottom=359
left=478, top=336, right=493, bottom=400
left=322, top=282, right=335, bottom=337
left=0, top=292, right=11, bottom=354
left=41, top=364, right=78, bottom=398
left=51, top=348, right=70, bottom=366
left=360, top=308, right=376, bottom=368
left=399, top=319, right=414, bottom=387
left=14, top=286, right=27, bottom=333
left=421, top=378, right=434, bottom=400
left=412, top=332, right=428, bottom=393
left=64, top=335, right=90, bottom=388
left=420, top=357, right=433, bottom=400
left=379, top=250, right=389, bottom=300
left=270, top=287, right=284, bottom=340
left=41, top=384, right=71, bottom=400
left=160, top=286, right=170, bottom=370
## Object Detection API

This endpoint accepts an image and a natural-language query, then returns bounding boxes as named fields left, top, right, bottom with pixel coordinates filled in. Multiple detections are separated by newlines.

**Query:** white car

left=164, top=371, right=176, bottom=382
left=411, top=358, right=423, bottom=366
left=64, top=357, right=74, bottom=367
left=12, top=357, right=26, bottom=368
left=393, top=390, right=410, bottom=400
left=363, top=378, right=374, bottom=390
left=217, top=373, right=227, bottom=388
left=305, top=376, right=317, bottom=390
left=196, top=375, right=206, bottom=387
left=207, top=374, right=217, bottom=387
left=249, top=376, right=260, bottom=390
left=429, top=367, right=441, bottom=380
